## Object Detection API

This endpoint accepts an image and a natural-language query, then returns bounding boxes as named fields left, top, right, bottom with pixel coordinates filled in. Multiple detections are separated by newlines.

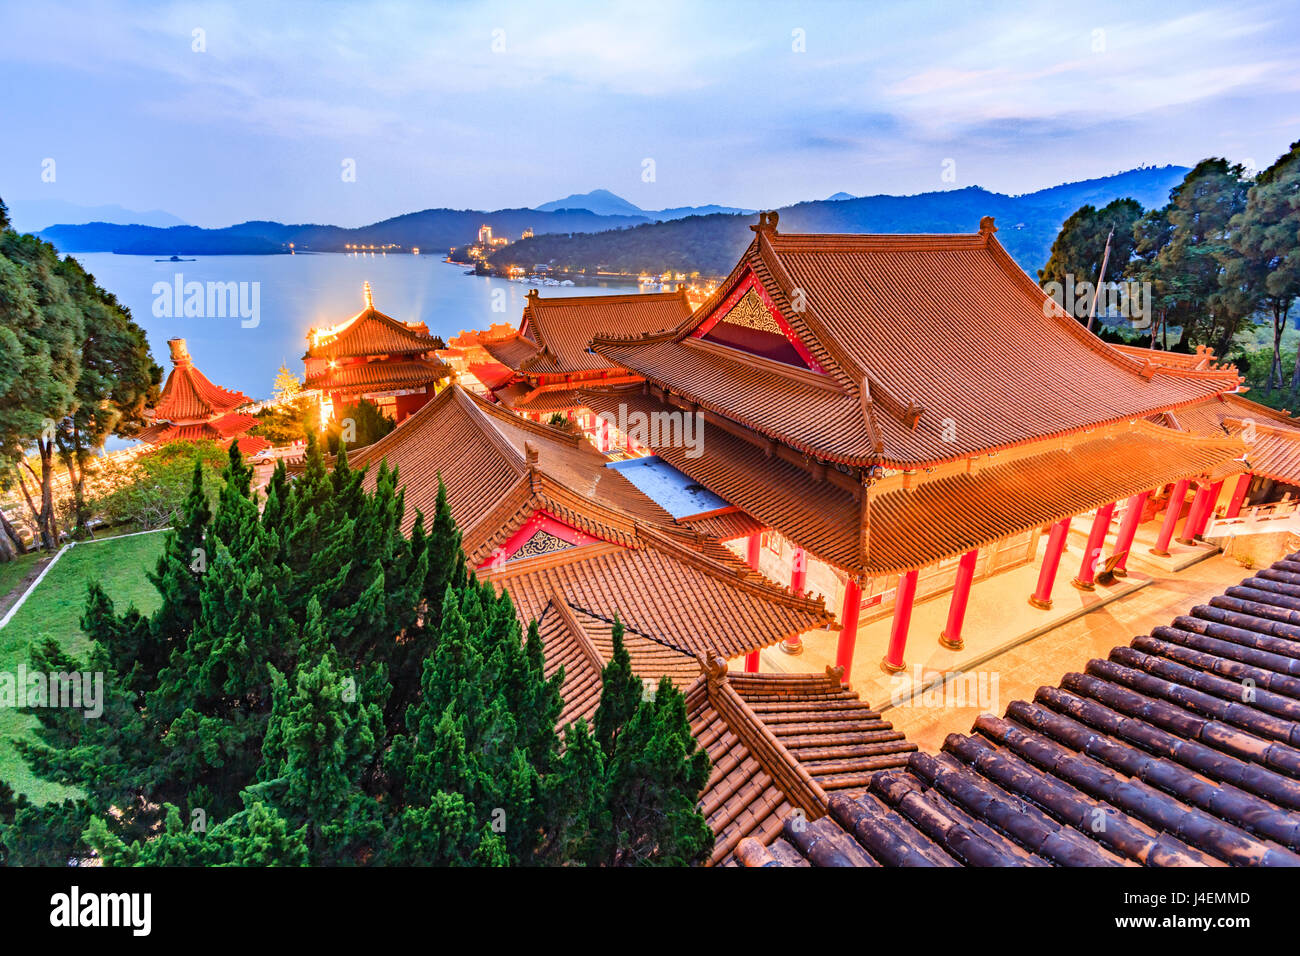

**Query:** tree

left=1229, top=142, right=1300, bottom=396
left=1154, top=159, right=1255, bottom=352
left=1, top=437, right=713, bottom=866
left=1040, top=199, right=1142, bottom=325
left=272, top=363, right=302, bottom=401
left=0, top=229, right=84, bottom=551
left=51, top=256, right=160, bottom=538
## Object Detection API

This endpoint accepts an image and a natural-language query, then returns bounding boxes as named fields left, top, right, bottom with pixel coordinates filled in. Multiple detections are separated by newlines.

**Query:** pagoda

left=578, top=212, right=1247, bottom=679
left=138, top=338, right=269, bottom=456
left=304, top=282, right=451, bottom=423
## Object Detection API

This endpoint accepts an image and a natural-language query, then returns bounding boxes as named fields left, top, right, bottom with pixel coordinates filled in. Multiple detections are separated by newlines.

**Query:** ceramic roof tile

left=303, top=358, right=449, bottom=394
left=592, top=222, right=1238, bottom=468
left=741, top=552, right=1300, bottom=866
left=335, top=384, right=831, bottom=669
left=687, top=658, right=917, bottom=866
left=306, top=303, right=439, bottom=360
left=513, top=289, right=690, bottom=375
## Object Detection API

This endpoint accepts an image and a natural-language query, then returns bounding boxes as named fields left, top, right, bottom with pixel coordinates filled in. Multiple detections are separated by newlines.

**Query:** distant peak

left=534, top=189, right=644, bottom=217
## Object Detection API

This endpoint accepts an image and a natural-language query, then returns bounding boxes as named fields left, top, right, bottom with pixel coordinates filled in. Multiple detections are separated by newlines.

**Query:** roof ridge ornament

left=751, top=210, right=780, bottom=235
left=978, top=216, right=997, bottom=238
left=363, top=280, right=374, bottom=309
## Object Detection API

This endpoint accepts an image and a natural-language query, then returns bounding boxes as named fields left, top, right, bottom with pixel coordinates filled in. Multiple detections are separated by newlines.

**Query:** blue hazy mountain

left=36, top=165, right=1190, bottom=270
left=489, top=165, right=1193, bottom=277
left=9, top=199, right=187, bottom=233
left=534, top=188, right=754, bottom=221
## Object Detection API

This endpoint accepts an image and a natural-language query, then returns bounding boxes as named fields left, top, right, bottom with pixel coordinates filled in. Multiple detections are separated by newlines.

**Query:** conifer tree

left=593, top=614, right=641, bottom=754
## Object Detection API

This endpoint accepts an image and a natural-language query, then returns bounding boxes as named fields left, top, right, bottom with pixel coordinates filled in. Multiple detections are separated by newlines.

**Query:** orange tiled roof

left=143, top=339, right=265, bottom=456
left=688, top=656, right=917, bottom=866
left=152, top=340, right=252, bottom=422
left=865, top=421, right=1247, bottom=575
left=137, top=421, right=270, bottom=456
left=303, top=359, right=448, bottom=395
left=539, top=599, right=699, bottom=730
left=582, top=387, right=1245, bottom=576
left=1158, top=393, right=1300, bottom=486
left=480, top=332, right=544, bottom=371
left=516, top=289, right=690, bottom=375
left=1112, top=343, right=1239, bottom=376
left=336, top=385, right=833, bottom=662
left=739, top=552, right=1300, bottom=867
left=591, top=216, right=1238, bottom=469
left=306, top=303, right=438, bottom=361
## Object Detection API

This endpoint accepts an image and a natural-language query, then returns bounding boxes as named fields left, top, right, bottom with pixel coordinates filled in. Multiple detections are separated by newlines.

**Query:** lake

left=69, top=252, right=641, bottom=404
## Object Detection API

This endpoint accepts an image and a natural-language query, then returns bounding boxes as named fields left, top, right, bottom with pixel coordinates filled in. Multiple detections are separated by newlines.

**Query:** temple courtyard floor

left=758, top=535, right=1257, bottom=754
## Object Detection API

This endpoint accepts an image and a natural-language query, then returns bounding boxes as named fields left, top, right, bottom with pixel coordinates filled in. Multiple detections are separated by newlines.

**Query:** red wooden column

left=1029, top=517, right=1072, bottom=609
left=1226, top=473, right=1252, bottom=519
left=881, top=569, right=919, bottom=674
left=1193, top=479, right=1225, bottom=537
left=1110, top=490, right=1151, bottom=578
left=743, top=533, right=763, bottom=672
left=1072, top=502, right=1116, bottom=591
left=1176, top=482, right=1211, bottom=546
left=834, top=577, right=863, bottom=683
left=781, top=546, right=808, bottom=655
left=1149, top=479, right=1189, bottom=557
left=939, top=549, right=978, bottom=651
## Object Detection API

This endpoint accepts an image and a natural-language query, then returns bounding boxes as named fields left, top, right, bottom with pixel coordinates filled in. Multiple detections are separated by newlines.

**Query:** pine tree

left=601, top=678, right=713, bottom=866
left=593, top=614, right=641, bottom=754
left=272, top=363, right=301, bottom=401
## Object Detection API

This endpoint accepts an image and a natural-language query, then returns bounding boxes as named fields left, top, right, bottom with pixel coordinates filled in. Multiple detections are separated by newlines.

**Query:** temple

left=567, top=213, right=1245, bottom=680
left=334, top=384, right=832, bottom=722
left=317, top=214, right=1300, bottom=867
left=304, top=282, right=451, bottom=423
left=139, top=338, right=269, bottom=456
left=458, top=288, right=689, bottom=450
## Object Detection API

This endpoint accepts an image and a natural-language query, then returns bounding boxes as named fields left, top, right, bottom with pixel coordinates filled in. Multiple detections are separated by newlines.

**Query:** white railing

left=1205, top=495, right=1300, bottom=537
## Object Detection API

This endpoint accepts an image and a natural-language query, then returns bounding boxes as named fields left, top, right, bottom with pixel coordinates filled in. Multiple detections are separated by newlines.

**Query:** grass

left=0, top=531, right=165, bottom=804
left=0, top=551, right=44, bottom=608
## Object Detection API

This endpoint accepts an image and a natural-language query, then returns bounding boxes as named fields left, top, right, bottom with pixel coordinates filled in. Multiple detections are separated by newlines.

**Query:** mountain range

left=30, top=165, right=1191, bottom=275
left=534, top=188, right=753, bottom=220
left=7, top=199, right=187, bottom=233
left=488, top=166, right=1192, bottom=277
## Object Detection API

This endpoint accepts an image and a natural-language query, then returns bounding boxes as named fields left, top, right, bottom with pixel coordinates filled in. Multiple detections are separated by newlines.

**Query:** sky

left=1, top=0, right=1297, bottom=228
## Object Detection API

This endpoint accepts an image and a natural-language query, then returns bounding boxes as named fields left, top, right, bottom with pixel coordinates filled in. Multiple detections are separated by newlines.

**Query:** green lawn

left=0, top=531, right=165, bottom=804
left=0, top=551, right=44, bottom=607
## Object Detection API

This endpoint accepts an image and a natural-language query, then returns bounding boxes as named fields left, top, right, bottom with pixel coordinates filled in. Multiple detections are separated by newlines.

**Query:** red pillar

left=1073, top=502, right=1116, bottom=590
left=1149, top=479, right=1189, bottom=557
left=1193, top=479, right=1224, bottom=537
left=1029, top=517, right=1072, bottom=609
left=1111, top=490, right=1150, bottom=577
left=744, top=534, right=762, bottom=672
left=1226, top=473, right=1252, bottom=519
left=939, top=549, right=978, bottom=651
left=834, top=577, right=862, bottom=683
left=1176, top=482, right=1211, bottom=545
left=881, top=569, right=919, bottom=674
left=781, top=546, right=808, bottom=655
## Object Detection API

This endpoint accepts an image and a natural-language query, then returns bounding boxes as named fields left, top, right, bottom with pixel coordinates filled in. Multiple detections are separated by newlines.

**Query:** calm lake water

left=69, top=252, right=641, bottom=403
